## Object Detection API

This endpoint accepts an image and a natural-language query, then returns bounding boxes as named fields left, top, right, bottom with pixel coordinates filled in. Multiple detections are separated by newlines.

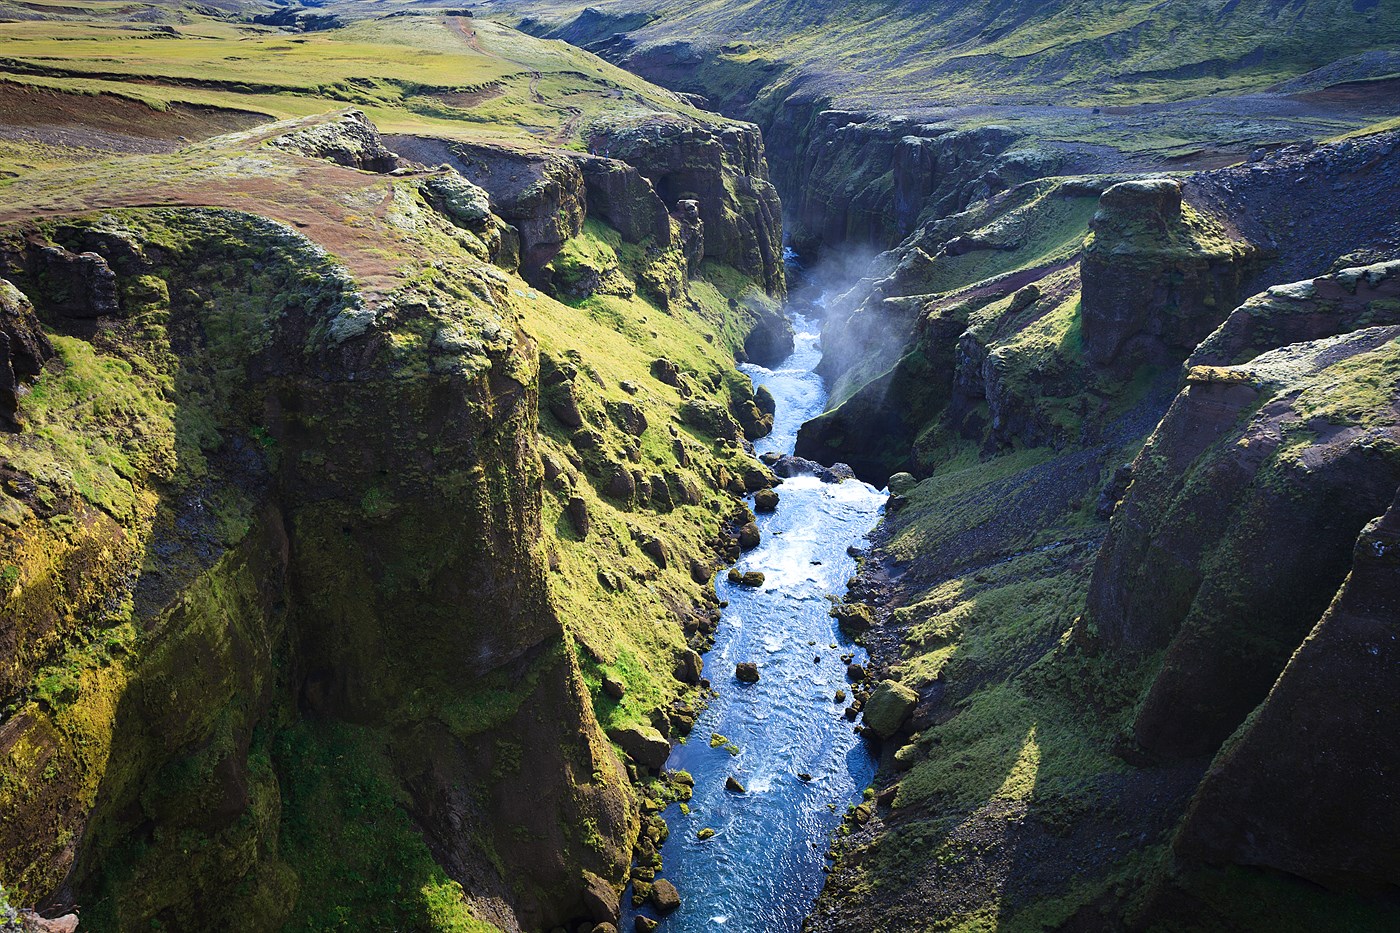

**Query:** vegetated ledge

left=800, top=133, right=1400, bottom=931
left=0, top=106, right=790, bottom=932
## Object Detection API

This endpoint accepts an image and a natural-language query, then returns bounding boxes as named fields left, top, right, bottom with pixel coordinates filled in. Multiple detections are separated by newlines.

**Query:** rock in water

left=862, top=680, right=918, bottom=738
left=735, top=662, right=760, bottom=682
left=753, top=488, right=779, bottom=512
left=649, top=878, right=681, bottom=914
left=727, top=569, right=765, bottom=587
left=725, top=775, right=747, bottom=793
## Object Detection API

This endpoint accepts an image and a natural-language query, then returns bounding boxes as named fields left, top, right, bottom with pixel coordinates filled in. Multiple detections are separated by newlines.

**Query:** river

left=632, top=282, right=886, bottom=931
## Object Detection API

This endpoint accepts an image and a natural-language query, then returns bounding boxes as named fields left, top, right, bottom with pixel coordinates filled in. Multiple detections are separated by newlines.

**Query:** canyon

left=1, top=1, right=1399, bottom=932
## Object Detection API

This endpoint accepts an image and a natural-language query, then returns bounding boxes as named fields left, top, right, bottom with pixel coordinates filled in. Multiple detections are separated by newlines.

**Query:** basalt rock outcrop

left=1082, top=275, right=1400, bottom=758
left=1172, top=487, right=1400, bottom=890
left=0, top=112, right=706, bottom=931
left=267, top=108, right=399, bottom=172
left=590, top=115, right=784, bottom=295
left=389, top=135, right=586, bottom=276
left=1080, top=177, right=1258, bottom=371
left=0, top=279, right=53, bottom=431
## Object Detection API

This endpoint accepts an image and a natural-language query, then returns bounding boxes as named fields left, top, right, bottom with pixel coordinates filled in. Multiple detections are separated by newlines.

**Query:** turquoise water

left=634, top=304, right=884, bottom=932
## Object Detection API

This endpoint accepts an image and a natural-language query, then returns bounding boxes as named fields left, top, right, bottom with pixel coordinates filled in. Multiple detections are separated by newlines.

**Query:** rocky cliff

left=797, top=130, right=1400, bottom=932
left=0, top=104, right=787, bottom=932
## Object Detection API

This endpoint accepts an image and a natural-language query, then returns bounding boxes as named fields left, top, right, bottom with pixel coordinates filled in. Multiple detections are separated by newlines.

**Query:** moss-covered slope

left=0, top=90, right=785, bottom=931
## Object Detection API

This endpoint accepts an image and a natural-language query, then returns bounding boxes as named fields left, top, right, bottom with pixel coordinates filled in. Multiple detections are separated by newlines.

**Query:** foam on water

left=628, top=297, right=885, bottom=932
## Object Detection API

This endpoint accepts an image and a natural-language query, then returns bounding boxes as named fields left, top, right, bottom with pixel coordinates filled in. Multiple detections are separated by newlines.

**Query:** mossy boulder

left=608, top=725, right=671, bottom=771
left=862, top=680, right=918, bottom=738
left=649, top=877, right=681, bottom=914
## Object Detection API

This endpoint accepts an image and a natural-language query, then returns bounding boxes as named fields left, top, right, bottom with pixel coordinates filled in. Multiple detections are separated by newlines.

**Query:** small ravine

left=635, top=283, right=886, bottom=931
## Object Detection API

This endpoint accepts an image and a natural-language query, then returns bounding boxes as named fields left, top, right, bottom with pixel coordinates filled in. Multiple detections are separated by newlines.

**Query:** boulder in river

left=650, top=878, right=681, bottom=913
left=636, top=917, right=659, bottom=932
left=727, top=569, right=765, bottom=587
left=863, top=680, right=918, bottom=738
left=735, top=662, right=760, bottom=682
left=753, top=488, right=779, bottom=512
left=726, top=775, right=747, bottom=793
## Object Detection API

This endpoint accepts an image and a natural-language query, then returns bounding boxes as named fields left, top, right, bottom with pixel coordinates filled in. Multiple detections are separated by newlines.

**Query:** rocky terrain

left=0, top=8, right=794, bottom=931
left=1, top=1, right=1398, bottom=932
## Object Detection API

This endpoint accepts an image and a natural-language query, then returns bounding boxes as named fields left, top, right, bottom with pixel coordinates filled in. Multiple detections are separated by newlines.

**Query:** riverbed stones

left=735, top=662, right=760, bottom=682
left=832, top=602, right=873, bottom=635
left=863, top=680, right=918, bottom=738
left=650, top=879, right=681, bottom=913
left=727, top=569, right=765, bottom=587
left=753, top=488, right=779, bottom=512
left=636, top=917, right=659, bottom=932
left=847, top=662, right=866, bottom=681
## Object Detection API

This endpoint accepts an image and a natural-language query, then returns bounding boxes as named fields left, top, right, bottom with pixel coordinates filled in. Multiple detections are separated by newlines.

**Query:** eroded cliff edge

left=0, top=103, right=787, bottom=932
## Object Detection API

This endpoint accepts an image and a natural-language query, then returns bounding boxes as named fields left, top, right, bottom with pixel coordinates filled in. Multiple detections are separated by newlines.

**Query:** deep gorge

left=1, top=3, right=1399, bottom=932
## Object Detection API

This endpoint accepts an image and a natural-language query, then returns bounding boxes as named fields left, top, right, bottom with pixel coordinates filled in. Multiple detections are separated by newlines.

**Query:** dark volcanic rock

left=1083, top=314, right=1400, bottom=758
left=269, top=109, right=399, bottom=172
left=1189, top=259, right=1400, bottom=368
left=0, top=279, right=54, bottom=431
left=576, top=154, right=672, bottom=245
left=607, top=725, right=670, bottom=771
left=29, top=243, right=120, bottom=319
left=589, top=115, right=784, bottom=295
left=389, top=135, right=586, bottom=275
left=1172, top=488, right=1400, bottom=890
left=649, top=878, right=681, bottom=913
left=582, top=870, right=621, bottom=924
left=1080, top=178, right=1258, bottom=370
left=743, top=304, right=795, bottom=365
left=734, top=661, right=760, bottom=682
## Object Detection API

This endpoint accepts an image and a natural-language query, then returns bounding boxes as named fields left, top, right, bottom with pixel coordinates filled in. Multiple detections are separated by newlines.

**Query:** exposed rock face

left=0, top=278, right=53, bottom=431
left=1080, top=178, right=1258, bottom=370
left=1083, top=312, right=1400, bottom=758
left=608, top=725, right=671, bottom=771
left=390, top=135, right=587, bottom=275
left=742, top=303, right=794, bottom=365
left=267, top=109, right=399, bottom=172
left=1172, top=487, right=1400, bottom=890
left=589, top=115, right=784, bottom=295
left=575, top=154, right=673, bottom=246
left=0, top=200, right=636, bottom=930
left=765, top=101, right=1060, bottom=253
left=1189, top=259, right=1400, bottom=368
left=23, top=242, right=120, bottom=319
